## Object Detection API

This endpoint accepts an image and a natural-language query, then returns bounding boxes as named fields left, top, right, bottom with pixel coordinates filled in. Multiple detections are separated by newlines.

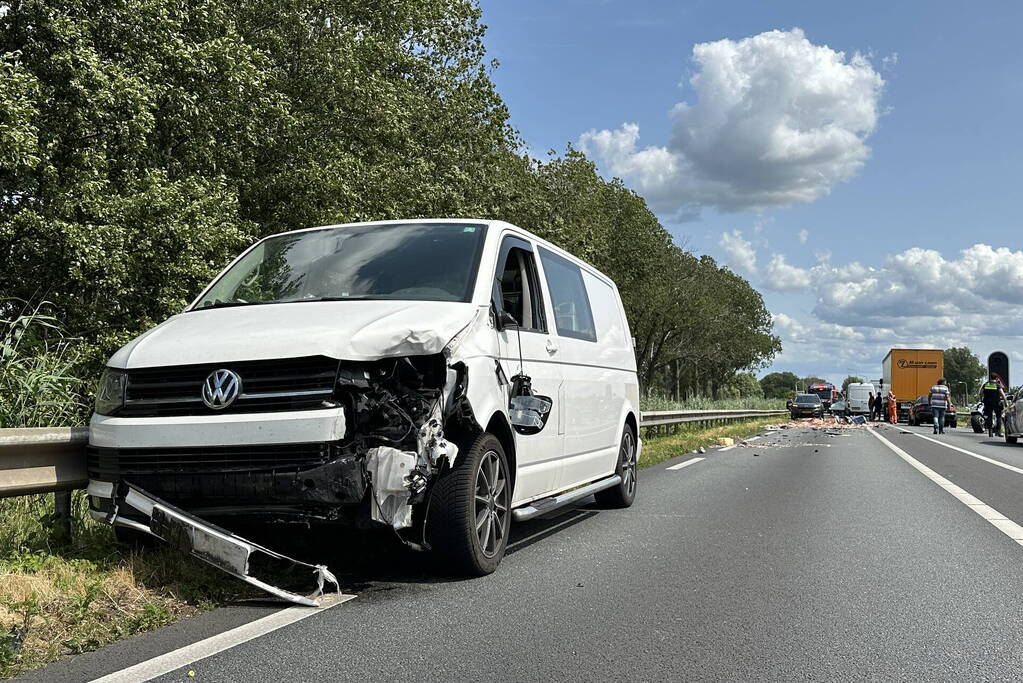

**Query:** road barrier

left=640, top=409, right=786, bottom=431
left=0, top=409, right=785, bottom=501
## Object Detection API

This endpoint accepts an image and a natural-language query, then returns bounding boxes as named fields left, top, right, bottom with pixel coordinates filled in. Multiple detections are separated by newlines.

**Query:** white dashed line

left=718, top=446, right=735, bottom=452
left=869, top=429, right=1023, bottom=545
left=911, top=432, right=1023, bottom=477
left=89, top=593, right=356, bottom=683
left=667, top=457, right=705, bottom=471
left=746, top=436, right=762, bottom=442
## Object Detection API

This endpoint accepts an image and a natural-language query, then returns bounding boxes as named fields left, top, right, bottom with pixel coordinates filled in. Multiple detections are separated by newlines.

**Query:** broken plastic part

left=110, top=483, right=340, bottom=606
left=507, top=372, right=553, bottom=434
left=366, top=446, right=417, bottom=529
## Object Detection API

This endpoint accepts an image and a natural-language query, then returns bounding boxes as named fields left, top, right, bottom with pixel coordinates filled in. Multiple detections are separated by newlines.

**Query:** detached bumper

left=92, top=481, right=340, bottom=605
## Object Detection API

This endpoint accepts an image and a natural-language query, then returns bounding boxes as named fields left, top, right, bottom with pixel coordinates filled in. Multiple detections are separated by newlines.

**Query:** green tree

left=723, top=372, right=764, bottom=399
left=842, top=376, right=865, bottom=393
left=760, top=371, right=800, bottom=398
left=944, top=346, right=986, bottom=401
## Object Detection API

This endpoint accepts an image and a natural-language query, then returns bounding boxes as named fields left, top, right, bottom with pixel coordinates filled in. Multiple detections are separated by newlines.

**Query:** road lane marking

left=869, top=429, right=1023, bottom=545
left=667, top=457, right=705, bottom=471
left=718, top=445, right=735, bottom=451
left=911, top=432, right=1023, bottom=477
left=89, top=593, right=356, bottom=683
left=746, top=436, right=762, bottom=442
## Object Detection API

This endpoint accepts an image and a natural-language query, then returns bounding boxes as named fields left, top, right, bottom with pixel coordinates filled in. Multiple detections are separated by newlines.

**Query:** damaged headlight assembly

left=94, top=368, right=127, bottom=416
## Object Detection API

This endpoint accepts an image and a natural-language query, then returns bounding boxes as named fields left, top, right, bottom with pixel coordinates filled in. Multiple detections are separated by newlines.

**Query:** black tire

left=426, top=432, right=510, bottom=576
left=594, top=425, right=638, bottom=509
left=1008, top=433, right=1019, bottom=445
left=972, top=415, right=984, bottom=433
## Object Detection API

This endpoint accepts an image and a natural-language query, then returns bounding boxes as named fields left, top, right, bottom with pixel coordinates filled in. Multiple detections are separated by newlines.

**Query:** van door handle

left=546, top=339, right=558, bottom=355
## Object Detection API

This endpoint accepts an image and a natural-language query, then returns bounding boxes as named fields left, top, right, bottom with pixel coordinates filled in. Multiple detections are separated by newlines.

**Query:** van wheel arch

left=485, top=412, right=517, bottom=495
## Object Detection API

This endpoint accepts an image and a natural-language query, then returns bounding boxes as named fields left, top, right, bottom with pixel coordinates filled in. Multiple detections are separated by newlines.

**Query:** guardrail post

left=53, top=491, right=72, bottom=542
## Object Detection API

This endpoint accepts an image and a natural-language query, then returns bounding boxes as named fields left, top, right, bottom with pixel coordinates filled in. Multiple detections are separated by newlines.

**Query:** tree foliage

left=0, top=0, right=780, bottom=391
left=944, top=346, right=986, bottom=399
left=760, top=371, right=800, bottom=399
left=841, top=376, right=865, bottom=393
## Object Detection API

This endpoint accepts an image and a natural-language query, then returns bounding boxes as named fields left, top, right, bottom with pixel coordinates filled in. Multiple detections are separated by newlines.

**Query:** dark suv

left=790, top=393, right=824, bottom=419
left=908, top=395, right=957, bottom=428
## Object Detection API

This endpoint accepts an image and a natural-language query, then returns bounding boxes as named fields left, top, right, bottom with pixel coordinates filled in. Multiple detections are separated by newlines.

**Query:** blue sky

left=479, top=0, right=1023, bottom=385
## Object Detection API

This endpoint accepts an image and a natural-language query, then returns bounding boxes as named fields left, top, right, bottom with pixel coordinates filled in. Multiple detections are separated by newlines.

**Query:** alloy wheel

left=473, top=450, right=508, bottom=558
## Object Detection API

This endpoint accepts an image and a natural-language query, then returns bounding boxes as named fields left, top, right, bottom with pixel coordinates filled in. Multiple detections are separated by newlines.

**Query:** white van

left=846, top=382, right=874, bottom=415
left=87, top=219, right=641, bottom=586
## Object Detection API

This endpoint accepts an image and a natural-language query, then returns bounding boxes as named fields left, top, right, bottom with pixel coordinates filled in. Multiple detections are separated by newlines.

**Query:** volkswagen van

left=88, top=219, right=641, bottom=580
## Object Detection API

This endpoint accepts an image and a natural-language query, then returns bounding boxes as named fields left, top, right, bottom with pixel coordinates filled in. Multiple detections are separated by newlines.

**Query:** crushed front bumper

left=91, top=480, right=340, bottom=606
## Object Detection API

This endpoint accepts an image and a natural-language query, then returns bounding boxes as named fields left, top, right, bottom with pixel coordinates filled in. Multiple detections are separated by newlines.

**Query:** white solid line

left=667, top=457, right=705, bottom=471
left=869, top=429, right=1023, bottom=546
left=90, top=593, right=356, bottom=683
left=912, top=432, right=1023, bottom=477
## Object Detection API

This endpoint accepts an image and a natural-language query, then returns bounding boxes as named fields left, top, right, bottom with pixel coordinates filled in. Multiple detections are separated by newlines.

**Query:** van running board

left=106, top=482, right=340, bottom=606
left=511, top=474, right=622, bottom=522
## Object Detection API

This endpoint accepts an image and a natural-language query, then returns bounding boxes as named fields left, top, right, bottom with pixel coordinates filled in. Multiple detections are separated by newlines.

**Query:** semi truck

left=881, top=349, right=944, bottom=423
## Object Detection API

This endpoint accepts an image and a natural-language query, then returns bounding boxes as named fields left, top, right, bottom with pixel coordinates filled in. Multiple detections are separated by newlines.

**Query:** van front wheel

left=594, top=425, right=637, bottom=508
left=427, top=432, right=510, bottom=576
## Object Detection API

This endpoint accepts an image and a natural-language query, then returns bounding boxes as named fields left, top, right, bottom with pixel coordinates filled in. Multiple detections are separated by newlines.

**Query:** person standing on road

left=929, top=378, right=952, bottom=435
left=887, top=390, right=897, bottom=423
left=981, top=373, right=1007, bottom=436
left=868, top=392, right=877, bottom=421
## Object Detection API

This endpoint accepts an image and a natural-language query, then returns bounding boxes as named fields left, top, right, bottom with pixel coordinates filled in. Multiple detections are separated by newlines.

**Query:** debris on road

left=717, top=437, right=735, bottom=447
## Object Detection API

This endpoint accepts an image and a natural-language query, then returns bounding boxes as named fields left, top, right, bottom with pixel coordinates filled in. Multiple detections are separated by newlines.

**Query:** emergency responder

left=887, top=390, right=897, bottom=423
left=980, top=373, right=1007, bottom=436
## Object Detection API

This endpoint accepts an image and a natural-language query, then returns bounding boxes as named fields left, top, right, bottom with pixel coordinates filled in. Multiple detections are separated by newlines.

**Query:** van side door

left=493, top=235, right=564, bottom=504
left=536, top=247, right=625, bottom=489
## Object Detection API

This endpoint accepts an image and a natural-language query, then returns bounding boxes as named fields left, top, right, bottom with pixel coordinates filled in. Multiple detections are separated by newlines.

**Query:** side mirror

left=497, top=310, right=519, bottom=331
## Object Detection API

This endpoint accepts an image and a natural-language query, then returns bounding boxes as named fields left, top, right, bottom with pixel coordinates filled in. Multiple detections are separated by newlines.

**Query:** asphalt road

left=24, top=421, right=1023, bottom=682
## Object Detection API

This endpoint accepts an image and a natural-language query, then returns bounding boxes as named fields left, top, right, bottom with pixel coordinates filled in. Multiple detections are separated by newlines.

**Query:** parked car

left=1004, top=391, right=1023, bottom=444
left=790, top=393, right=824, bottom=419
left=830, top=398, right=847, bottom=417
left=908, top=394, right=957, bottom=428
left=87, top=219, right=641, bottom=581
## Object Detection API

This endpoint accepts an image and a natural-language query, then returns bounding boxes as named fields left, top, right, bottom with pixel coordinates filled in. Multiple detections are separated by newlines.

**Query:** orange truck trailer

left=881, top=349, right=944, bottom=423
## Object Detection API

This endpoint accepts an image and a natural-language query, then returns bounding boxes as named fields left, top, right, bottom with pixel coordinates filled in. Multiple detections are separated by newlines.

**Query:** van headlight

left=94, top=368, right=127, bottom=416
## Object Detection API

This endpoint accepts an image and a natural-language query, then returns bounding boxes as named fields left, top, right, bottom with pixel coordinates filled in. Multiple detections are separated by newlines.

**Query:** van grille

left=87, top=442, right=331, bottom=477
left=117, top=356, right=339, bottom=417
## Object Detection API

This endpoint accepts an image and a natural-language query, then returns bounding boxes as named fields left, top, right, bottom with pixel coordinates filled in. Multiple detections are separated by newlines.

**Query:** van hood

left=108, top=301, right=482, bottom=368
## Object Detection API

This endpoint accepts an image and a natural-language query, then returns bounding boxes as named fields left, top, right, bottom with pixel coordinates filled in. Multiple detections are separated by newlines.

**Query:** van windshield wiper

left=193, top=299, right=258, bottom=310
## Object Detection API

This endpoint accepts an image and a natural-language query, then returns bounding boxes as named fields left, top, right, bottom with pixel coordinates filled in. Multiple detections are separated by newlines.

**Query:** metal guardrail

left=0, top=427, right=89, bottom=498
left=639, top=409, right=786, bottom=429
left=0, top=409, right=785, bottom=500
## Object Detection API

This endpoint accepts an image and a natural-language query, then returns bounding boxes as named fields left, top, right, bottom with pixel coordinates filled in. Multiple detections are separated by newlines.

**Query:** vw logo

left=202, top=369, right=242, bottom=410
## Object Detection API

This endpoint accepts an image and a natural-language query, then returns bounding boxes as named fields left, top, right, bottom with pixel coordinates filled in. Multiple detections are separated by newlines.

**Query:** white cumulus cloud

left=765, top=254, right=812, bottom=291
left=798, top=229, right=809, bottom=244
left=719, top=229, right=757, bottom=274
left=579, top=28, right=885, bottom=217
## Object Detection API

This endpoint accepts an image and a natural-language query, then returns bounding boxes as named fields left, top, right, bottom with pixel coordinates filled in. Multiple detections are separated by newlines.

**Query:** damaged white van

left=88, top=219, right=640, bottom=589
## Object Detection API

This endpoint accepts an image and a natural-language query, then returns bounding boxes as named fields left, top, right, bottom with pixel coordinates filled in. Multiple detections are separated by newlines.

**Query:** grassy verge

left=0, top=494, right=245, bottom=678
left=639, top=416, right=781, bottom=469
left=641, top=396, right=787, bottom=412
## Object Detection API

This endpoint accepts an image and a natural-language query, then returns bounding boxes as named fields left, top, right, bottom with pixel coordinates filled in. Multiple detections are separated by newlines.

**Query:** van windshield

left=192, top=223, right=487, bottom=309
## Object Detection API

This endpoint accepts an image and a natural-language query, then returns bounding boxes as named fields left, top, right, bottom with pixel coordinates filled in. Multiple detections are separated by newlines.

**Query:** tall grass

left=641, top=394, right=787, bottom=412
left=0, top=301, right=87, bottom=429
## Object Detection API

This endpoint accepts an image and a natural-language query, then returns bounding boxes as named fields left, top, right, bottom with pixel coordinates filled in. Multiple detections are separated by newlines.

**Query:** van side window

left=495, top=240, right=547, bottom=332
left=538, top=247, right=597, bottom=342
